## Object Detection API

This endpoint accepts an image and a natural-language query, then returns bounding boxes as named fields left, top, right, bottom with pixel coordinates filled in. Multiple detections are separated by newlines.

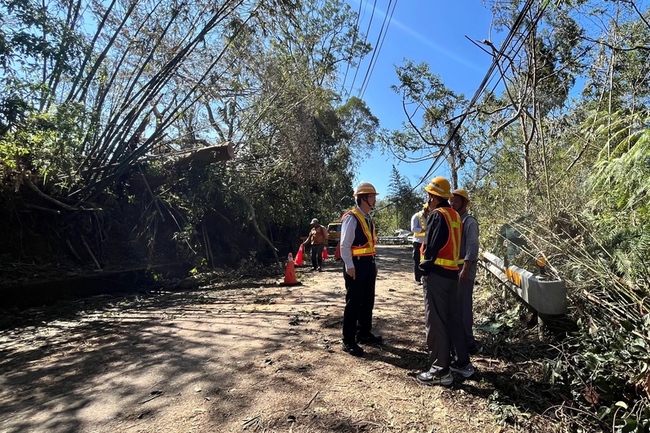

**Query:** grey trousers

left=423, top=272, right=470, bottom=373
left=458, top=262, right=478, bottom=350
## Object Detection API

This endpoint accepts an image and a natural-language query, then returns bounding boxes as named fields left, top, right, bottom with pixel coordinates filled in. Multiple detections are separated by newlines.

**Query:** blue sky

left=342, top=0, right=499, bottom=198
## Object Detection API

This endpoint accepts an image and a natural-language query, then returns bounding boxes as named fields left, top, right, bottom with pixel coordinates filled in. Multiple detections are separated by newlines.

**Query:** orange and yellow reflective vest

left=430, top=207, right=462, bottom=270
left=342, top=208, right=377, bottom=257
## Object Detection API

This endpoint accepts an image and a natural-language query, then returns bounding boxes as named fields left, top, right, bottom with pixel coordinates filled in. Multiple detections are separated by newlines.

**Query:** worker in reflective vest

left=339, top=182, right=382, bottom=357
left=416, top=176, right=475, bottom=387
left=410, top=203, right=430, bottom=285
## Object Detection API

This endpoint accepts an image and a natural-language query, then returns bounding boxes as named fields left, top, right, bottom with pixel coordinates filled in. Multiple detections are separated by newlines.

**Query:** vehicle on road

left=327, top=222, right=342, bottom=246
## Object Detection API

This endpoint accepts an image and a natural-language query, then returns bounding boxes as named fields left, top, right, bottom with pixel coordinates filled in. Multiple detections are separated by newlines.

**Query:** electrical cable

left=339, top=0, right=365, bottom=98
left=359, top=0, right=398, bottom=99
left=373, top=0, right=543, bottom=214
left=405, top=0, right=541, bottom=196
left=347, top=0, right=379, bottom=97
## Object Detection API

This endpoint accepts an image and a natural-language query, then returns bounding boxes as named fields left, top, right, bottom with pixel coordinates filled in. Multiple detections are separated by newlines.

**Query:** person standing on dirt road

left=416, top=176, right=475, bottom=386
left=450, top=189, right=480, bottom=355
left=303, top=218, right=328, bottom=271
left=339, top=182, right=382, bottom=357
left=410, top=203, right=430, bottom=285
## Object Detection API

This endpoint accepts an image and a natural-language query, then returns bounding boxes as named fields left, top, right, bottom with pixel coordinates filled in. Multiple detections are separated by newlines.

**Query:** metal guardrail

left=481, top=250, right=567, bottom=317
left=377, top=237, right=412, bottom=245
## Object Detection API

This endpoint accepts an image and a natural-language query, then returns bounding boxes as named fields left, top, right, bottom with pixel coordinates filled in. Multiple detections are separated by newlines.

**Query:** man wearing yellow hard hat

left=450, top=188, right=479, bottom=354
left=416, top=176, right=475, bottom=386
left=339, top=182, right=382, bottom=357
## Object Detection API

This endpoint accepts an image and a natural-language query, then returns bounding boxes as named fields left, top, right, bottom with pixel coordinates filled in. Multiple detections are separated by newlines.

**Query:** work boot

left=357, top=332, right=383, bottom=344
left=341, top=342, right=364, bottom=357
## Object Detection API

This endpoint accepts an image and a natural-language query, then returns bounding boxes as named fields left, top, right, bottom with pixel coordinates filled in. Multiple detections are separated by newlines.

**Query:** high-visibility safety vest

left=342, top=208, right=377, bottom=257
left=414, top=211, right=426, bottom=238
left=431, top=207, right=462, bottom=270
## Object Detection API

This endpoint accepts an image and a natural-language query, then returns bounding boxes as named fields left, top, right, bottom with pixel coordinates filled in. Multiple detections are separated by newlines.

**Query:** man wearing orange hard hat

left=450, top=188, right=479, bottom=355
left=339, top=182, right=382, bottom=357
left=416, top=176, right=475, bottom=386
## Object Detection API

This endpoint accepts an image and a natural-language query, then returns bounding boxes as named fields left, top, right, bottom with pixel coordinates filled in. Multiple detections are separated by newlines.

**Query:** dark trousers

left=423, top=272, right=470, bottom=373
left=310, top=244, right=325, bottom=269
left=342, top=257, right=377, bottom=343
left=412, top=242, right=423, bottom=282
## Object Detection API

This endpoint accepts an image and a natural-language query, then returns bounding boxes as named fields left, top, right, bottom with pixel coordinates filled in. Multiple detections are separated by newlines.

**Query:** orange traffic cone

left=334, top=242, right=341, bottom=260
left=295, top=245, right=304, bottom=266
left=281, top=253, right=301, bottom=286
left=322, top=247, right=329, bottom=260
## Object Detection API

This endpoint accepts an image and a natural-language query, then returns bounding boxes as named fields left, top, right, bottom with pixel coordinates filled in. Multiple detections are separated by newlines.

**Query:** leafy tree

left=386, top=60, right=467, bottom=188
left=372, top=166, right=422, bottom=233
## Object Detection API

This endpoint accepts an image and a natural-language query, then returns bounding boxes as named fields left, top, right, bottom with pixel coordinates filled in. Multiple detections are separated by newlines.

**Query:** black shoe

left=357, top=333, right=383, bottom=344
left=450, top=361, right=476, bottom=378
left=341, top=342, right=364, bottom=357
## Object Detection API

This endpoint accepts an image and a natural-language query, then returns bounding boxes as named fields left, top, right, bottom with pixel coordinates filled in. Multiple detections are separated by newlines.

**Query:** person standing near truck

left=302, top=218, right=328, bottom=271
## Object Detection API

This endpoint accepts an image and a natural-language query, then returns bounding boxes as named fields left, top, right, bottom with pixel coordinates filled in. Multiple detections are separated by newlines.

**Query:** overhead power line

left=358, top=0, right=398, bottom=99
left=339, top=0, right=365, bottom=98
left=411, top=0, right=542, bottom=192
left=347, top=0, right=379, bottom=98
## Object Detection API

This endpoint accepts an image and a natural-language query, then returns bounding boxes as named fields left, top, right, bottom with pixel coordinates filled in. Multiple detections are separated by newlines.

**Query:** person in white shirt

left=339, top=182, right=382, bottom=357
left=410, top=203, right=430, bottom=285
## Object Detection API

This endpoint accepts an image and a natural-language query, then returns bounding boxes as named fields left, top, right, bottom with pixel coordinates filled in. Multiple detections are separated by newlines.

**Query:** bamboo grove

left=1, top=0, right=649, bottom=430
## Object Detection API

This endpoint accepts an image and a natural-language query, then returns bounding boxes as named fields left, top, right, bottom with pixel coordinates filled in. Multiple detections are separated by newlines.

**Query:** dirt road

left=0, top=245, right=527, bottom=433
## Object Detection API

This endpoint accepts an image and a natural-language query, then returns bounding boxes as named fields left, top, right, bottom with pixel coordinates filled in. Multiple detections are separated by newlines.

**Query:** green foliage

left=1, top=102, right=89, bottom=187
left=583, top=110, right=650, bottom=287
left=0, top=0, right=373, bottom=270
left=464, top=3, right=650, bottom=425
left=557, top=321, right=650, bottom=432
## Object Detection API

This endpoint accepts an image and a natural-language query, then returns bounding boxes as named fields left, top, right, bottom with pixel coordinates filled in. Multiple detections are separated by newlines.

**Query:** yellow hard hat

left=452, top=188, right=471, bottom=203
left=424, top=176, right=452, bottom=199
left=353, top=182, right=378, bottom=196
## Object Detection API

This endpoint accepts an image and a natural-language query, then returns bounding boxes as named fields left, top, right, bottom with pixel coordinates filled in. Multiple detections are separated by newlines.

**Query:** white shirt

left=340, top=206, right=372, bottom=271
left=410, top=211, right=426, bottom=244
